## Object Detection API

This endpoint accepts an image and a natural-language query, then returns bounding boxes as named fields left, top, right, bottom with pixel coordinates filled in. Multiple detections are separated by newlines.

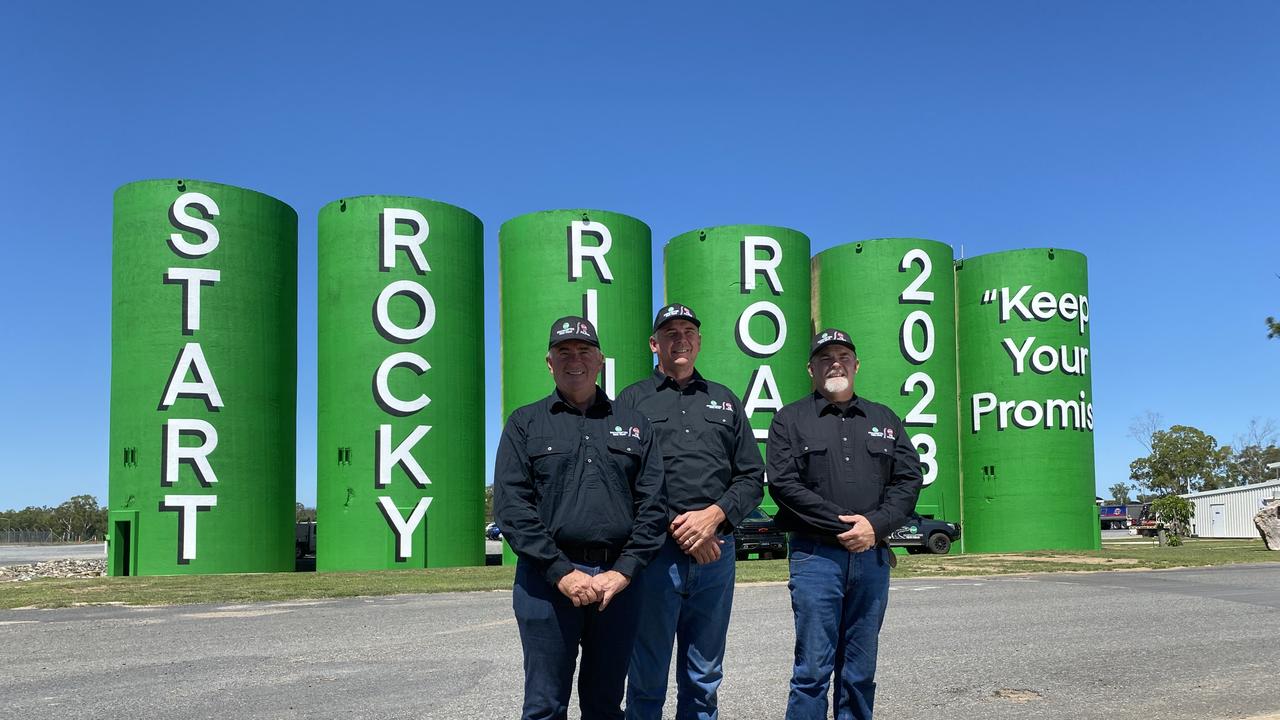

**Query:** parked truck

left=1130, top=504, right=1165, bottom=537
left=295, top=521, right=316, bottom=558
left=1100, top=505, right=1131, bottom=529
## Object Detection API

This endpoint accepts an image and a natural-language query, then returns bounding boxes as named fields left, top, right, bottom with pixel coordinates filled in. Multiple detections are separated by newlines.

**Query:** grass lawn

left=2, top=538, right=1275, bottom=610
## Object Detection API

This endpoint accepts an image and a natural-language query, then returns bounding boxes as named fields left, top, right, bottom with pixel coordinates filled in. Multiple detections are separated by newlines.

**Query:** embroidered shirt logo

left=611, top=425, right=641, bottom=439
left=706, top=399, right=734, bottom=412
left=885, top=427, right=895, bottom=441
left=867, top=426, right=885, bottom=438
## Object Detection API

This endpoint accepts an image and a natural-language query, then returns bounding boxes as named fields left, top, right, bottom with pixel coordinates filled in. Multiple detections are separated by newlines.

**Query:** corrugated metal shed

left=1182, top=480, right=1280, bottom=538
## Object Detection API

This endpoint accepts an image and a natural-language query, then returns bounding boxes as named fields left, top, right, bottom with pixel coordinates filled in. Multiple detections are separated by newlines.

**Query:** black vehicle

left=887, top=515, right=961, bottom=555
left=733, top=507, right=788, bottom=560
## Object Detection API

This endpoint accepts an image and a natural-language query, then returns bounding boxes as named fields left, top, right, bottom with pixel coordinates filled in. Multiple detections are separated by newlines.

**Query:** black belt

left=790, top=532, right=898, bottom=568
left=561, top=546, right=620, bottom=565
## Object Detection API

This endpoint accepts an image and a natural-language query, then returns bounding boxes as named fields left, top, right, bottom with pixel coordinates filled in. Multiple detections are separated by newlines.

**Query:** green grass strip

left=2, top=540, right=1275, bottom=610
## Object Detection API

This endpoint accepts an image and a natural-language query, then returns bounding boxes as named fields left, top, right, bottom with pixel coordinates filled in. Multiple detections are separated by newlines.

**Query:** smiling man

left=494, top=315, right=668, bottom=720
left=766, top=328, right=923, bottom=720
left=617, top=303, right=764, bottom=720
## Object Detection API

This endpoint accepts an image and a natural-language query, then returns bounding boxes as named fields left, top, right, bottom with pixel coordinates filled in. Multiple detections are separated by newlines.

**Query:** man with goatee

left=766, top=328, right=923, bottom=720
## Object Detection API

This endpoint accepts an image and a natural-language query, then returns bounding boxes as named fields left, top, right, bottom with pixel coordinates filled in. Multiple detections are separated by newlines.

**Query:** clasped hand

left=556, top=569, right=630, bottom=609
left=671, top=506, right=726, bottom=564
left=836, top=514, right=876, bottom=553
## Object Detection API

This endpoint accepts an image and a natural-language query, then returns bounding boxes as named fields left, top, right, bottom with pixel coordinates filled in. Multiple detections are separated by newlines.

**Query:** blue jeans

left=626, top=533, right=736, bottom=720
left=785, top=536, right=891, bottom=720
left=513, top=558, right=644, bottom=720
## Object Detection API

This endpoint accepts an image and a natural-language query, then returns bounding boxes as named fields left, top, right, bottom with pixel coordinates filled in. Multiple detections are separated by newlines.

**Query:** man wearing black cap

left=494, top=315, right=668, bottom=720
left=618, top=303, right=764, bottom=720
left=766, top=329, right=923, bottom=720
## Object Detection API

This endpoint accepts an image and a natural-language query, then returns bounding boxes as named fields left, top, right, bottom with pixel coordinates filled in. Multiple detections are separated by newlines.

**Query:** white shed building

left=1183, top=479, right=1280, bottom=538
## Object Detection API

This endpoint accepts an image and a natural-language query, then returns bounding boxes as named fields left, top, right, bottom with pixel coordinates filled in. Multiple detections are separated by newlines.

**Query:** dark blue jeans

left=626, top=533, right=736, bottom=720
left=513, top=558, right=643, bottom=720
left=785, top=536, right=891, bottom=720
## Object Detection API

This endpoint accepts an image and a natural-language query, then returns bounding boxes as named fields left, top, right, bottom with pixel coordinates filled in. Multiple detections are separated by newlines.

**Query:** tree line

left=0, top=495, right=108, bottom=542
left=1110, top=414, right=1280, bottom=504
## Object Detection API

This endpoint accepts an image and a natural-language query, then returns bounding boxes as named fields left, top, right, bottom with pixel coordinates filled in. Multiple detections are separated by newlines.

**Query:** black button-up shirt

left=616, top=369, right=764, bottom=533
left=493, top=387, right=668, bottom=585
left=766, top=392, right=923, bottom=542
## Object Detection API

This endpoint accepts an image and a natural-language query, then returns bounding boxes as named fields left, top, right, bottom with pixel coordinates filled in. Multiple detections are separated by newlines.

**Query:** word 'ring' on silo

left=498, top=209, right=654, bottom=413
left=109, top=179, right=297, bottom=575
left=812, top=238, right=962, bottom=529
left=664, top=225, right=811, bottom=513
left=956, top=248, right=1095, bottom=552
left=317, top=196, right=485, bottom=570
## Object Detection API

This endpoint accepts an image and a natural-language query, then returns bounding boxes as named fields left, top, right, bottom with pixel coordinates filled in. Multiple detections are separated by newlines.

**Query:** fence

left=1, top=530, right=60, bottom=544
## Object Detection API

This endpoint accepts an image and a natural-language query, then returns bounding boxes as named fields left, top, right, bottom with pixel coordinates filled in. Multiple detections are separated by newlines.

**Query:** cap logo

left=820, top=332, right=831, bottom=342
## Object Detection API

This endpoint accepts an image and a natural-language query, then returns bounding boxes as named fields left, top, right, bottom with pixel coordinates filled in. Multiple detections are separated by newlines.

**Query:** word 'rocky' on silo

left=664, top=225, right=811, bottom=512
left=317, top=196, right=484, bottom=570
left=956, top=248, right=1095, bottom=552
left=812, top=238, right=962, bottom=530
left=109, top=179, right=297, bottom=575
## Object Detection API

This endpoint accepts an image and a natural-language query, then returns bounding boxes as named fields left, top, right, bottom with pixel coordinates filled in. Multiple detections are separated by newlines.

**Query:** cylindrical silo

left=812, top=239, right=962, bottom=534
left=108, top=179, right=297, bottom=576
left=317, top=196, right=484, bottom=570
left=665, top=225, right=811, bottom=513
left=956, top=248, right=1095, bottom=552
left=499, top=209, right=653, bottom=561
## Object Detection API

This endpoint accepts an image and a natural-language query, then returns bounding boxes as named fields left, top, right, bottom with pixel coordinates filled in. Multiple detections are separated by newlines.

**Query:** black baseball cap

left=810, top=328, right=857, bottom=357
left=548, top=316, right=600, bottom=349
left=653, top=303, right=700, bottom=332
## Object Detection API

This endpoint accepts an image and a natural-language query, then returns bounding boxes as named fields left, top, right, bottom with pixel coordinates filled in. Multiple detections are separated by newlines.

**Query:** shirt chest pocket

left=796, top=440, right=829, bottom=486
left=527, top=437, right=572, bottom=491
left=701, top=408, right=735, bottom=450
left=865, top=437, right=894, bottom=478
left=605, top=437, right=642, bottom=490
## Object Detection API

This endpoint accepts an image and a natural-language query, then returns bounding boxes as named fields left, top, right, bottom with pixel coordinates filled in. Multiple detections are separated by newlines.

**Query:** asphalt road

left=3, top=564, right=1278, bottom=720
left=0, top=543, right=105, bottom=564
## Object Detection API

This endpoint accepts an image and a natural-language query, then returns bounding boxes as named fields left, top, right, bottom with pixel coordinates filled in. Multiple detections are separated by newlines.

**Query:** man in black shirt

left=767, top=328, right=923, bottom=720
left=618, top=303, right=764, bottom=720
left=494, top=316, right=668, bottom=720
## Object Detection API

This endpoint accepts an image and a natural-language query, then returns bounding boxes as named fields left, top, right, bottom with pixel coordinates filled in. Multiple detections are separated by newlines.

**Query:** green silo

left=108, top=179, right=297, bottom=576
left=317, top=196, right=484, bottom=570
left=499, top=210, right=654, bottom=411
left=498, top=210, right=653, bottom=562
left=956, top=248, right=1095, bottom=552
left=812, top=239, right=962, bottom=531
left=664, top=225, right=811, bottom=513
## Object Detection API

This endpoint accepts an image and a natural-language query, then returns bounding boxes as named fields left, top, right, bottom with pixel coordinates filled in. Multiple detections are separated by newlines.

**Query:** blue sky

left=2, top=2, right=1278, bottom=510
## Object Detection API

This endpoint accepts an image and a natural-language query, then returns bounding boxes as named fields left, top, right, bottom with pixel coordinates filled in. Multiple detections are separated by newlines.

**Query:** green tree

left=484, top=486, right=494, bottom=521
left=295, top=503, right=316, bottom=522
left=52, top=495, right=105, bottom=541
left=1229, top=418, right=1279, bottom=485
left=1150, top=495, right=1195, bottom=546
left=1129, top=424, right=1231, bottom=495
left=1108, top=483, right=1132, bottom=505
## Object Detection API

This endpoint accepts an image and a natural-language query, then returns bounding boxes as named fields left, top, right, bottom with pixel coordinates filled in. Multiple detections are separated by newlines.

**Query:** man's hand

left=589, top=570, right=631, bottom=610
left=687, top=537, right=723, bottom=565
left=837, top=514, right=876, bottom=553
left=556, top=570, right=601, bottom=607
left=671, top=505, right=727, bottom=553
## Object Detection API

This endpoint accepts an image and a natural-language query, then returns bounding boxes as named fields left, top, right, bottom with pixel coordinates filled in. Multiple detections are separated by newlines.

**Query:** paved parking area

left=2, top=564, right=1278, bottom=719
left=0, top=543, right=105, bottom=564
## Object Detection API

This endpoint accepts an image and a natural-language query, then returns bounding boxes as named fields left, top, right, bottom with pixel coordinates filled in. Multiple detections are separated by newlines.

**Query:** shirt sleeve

left=713, top=393, right=765, bottom=528
left=613, top=418, right=668, bottom=579
left=492, top=413, right=574, bottom=585
left=862, top=414, right=925, bottom=542
left=765, top=410, right=849, bottom=536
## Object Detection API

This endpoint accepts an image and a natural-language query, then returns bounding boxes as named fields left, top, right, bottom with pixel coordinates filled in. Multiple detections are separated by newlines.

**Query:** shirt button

left=682, top=410, right=687, bottom=415
left=845, top=456, right=851, bottom=462
left=685, top=428, right=691, bottom=433
left=584, top=435, right=590, bottom=440
left=546, top=446, right=552, bottom=451
left=843, top=437, right=848, bottom=442
left=587, top=458, right=593, bottom=463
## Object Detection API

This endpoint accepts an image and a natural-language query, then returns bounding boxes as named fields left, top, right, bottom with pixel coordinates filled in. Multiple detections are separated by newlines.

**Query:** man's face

left=808, top=345, right=859, bottom=396
left=649, top=319, right=701, bottom=373
left=547, top=340, right=604, bottom=395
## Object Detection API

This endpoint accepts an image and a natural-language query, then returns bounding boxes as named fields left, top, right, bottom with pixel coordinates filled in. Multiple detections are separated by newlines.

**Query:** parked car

left=733, top=507, right=788, bottom=560
left=887, top=515, right=960, bottom=555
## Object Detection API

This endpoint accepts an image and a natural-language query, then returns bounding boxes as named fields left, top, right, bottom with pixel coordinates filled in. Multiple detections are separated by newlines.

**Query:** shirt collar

left=651, top=367, right=708, bottom=391
left=812, top=391, right=865, bottom=417
left=547, top=386, right=613, bottom=416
